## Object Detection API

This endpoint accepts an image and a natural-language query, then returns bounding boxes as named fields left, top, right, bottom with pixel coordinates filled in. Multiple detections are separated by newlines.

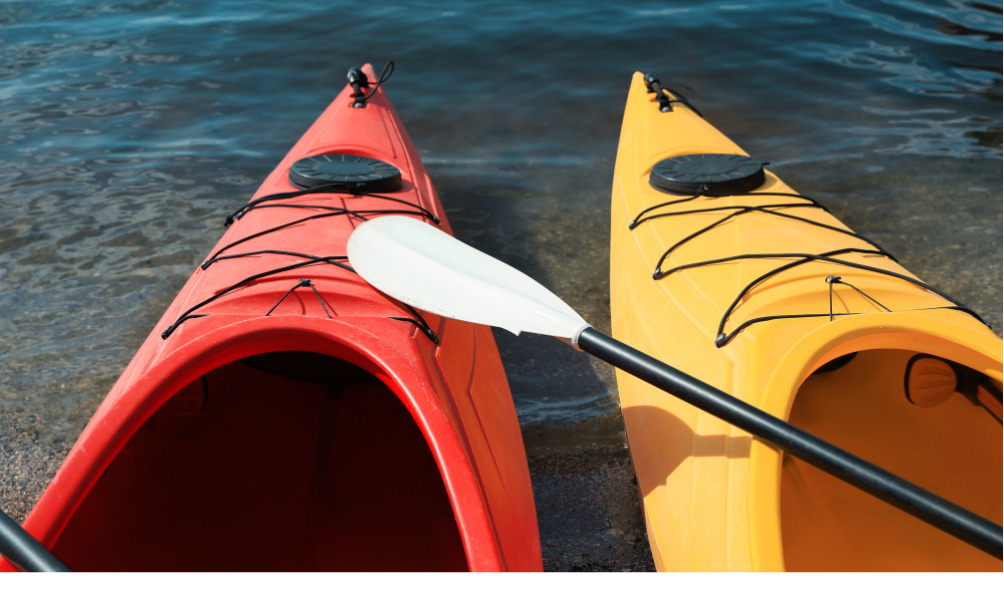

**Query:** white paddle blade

left=348, top=216, right=590, bottom=341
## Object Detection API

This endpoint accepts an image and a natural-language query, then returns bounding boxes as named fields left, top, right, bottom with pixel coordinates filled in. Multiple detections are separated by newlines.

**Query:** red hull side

left=2, top=65, right=540, bottom=572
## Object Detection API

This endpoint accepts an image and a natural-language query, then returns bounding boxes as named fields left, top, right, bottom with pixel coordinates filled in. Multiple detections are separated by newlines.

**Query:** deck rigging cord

left=225, top=181, right=440, bottom=226
left=635, top=74, right=989, bottom=348
left=163, top=204, right=441, bottom=343
left=162, top=64, right=439, bottom=343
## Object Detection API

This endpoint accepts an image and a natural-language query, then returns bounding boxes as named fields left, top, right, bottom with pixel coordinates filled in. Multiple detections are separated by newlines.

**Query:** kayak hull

left=610, top=71, right=1002, bottom=571
left=2, top=65, right=541, bottom=572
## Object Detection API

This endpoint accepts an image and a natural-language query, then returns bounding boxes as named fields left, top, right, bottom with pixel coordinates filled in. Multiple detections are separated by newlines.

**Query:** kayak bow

left=0, top=64, right=541, bottom=572
left=610, top=71, right=1002, bottom=572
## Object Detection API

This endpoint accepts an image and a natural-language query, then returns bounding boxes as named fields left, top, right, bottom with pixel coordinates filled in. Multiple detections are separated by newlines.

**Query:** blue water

left=1, top=0, right=1000, bottom=454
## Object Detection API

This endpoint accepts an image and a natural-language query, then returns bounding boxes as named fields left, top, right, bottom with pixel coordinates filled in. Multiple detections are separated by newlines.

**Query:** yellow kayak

left=609, top=71, right=1002, bottom=572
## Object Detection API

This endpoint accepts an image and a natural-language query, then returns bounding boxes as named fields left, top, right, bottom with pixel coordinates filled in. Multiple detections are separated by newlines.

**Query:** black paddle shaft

left=0, top=507, right=70, bottom=572
left=576, top=327, right=1003, bottom=559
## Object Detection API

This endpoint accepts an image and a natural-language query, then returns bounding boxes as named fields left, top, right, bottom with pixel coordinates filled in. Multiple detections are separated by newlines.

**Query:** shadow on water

left=437, top=192, right=621, bottom=423
left=429, top=135, right=657, bottom=569
left=426, top=112, right=624, bottom=432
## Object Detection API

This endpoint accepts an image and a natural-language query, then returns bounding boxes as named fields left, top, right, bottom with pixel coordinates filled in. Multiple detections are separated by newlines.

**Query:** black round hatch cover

left=289, top=153, right=402, bottom=192
left=650, top=153, right=765, bottom=195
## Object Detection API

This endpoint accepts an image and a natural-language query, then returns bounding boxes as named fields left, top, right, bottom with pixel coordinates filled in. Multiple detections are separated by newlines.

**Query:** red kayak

left=0, top=63, right=541, bottom=572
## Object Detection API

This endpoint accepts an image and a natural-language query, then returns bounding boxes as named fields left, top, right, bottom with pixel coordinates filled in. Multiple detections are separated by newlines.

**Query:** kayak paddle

left=347, top=215, right=1003, bottom=559
left=0, top=507, right=69, bottom=572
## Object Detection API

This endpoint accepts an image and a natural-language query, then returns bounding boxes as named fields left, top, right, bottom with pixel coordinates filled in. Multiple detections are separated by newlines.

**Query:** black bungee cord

left=163, top=61, right=442, bottom=343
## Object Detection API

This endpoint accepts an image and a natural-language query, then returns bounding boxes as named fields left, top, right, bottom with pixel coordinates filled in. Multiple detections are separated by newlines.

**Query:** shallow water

left=1, top=0, right=1001, bottom=570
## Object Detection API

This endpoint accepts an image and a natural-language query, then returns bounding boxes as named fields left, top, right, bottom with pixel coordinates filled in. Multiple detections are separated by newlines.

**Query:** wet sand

left=0, top=414, right=70, bottom=527
left=524, top=426, right=655, bottom=571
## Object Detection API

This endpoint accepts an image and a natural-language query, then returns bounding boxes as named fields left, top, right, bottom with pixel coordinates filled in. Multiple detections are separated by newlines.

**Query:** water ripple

left=0, top=0, right=999, bottom=434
